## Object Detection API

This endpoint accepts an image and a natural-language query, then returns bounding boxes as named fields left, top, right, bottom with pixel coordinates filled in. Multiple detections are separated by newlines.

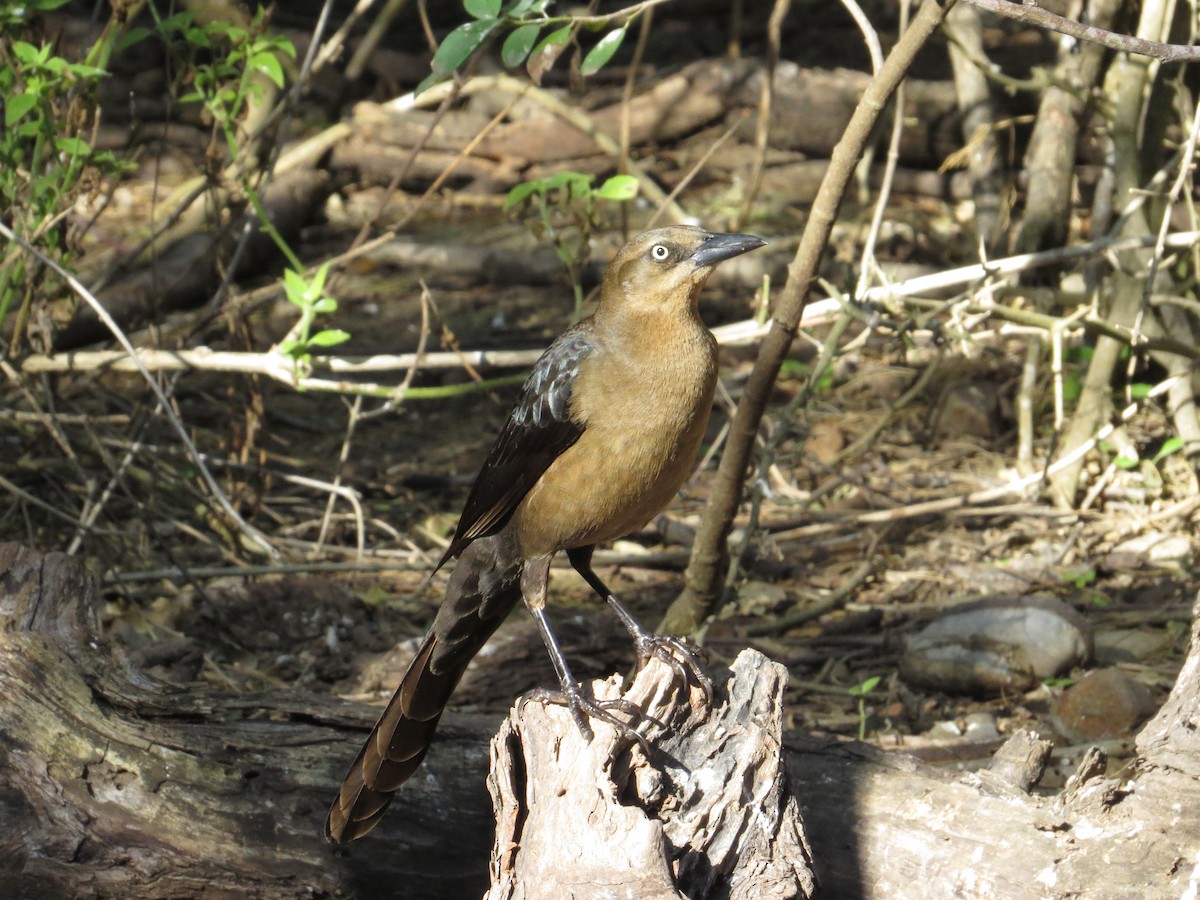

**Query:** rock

left=930, top=380, right=1003, bottom=439
left=900, top=595, right=1093, bottom=696
left=735, top=580, right=789, bottom=617
left=925, top=712, right=1002, bottom=743
left=1053, top=668, right=1156, bottom=741
left=1105, top=532, right=1192, bottom=570
left=1094, top=628, right=1171, bottom=666
left=804, top=419, right=844, bottom=465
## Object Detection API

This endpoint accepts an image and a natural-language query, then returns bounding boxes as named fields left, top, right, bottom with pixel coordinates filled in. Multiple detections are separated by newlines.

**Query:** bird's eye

left=650, top=244, right=670, bottom=261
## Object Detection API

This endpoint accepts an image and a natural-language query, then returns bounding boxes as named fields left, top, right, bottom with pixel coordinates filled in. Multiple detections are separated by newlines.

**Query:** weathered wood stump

left=4, top=541, right=1200, bottom=898
left=486, top=651, right=816, bottom=899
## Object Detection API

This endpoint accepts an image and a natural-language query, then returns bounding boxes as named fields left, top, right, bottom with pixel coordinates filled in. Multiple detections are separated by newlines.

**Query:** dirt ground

left=5, top=3, right=1194, bottom=808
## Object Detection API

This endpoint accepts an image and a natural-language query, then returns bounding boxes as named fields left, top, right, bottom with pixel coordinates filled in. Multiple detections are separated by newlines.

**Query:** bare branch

left=963, top=0, right=1200, bottom=63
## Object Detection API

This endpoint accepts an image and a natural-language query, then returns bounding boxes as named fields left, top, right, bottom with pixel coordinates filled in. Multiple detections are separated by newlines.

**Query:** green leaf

left=308, top=329, right=351, bottom=347
left=464, top=0, right=501, bottom=17
left=530, top=24, right=571, bottom=59
left=539, top=170, right=592, bottom=194
left=12, top=41, right=41, bottom=65
left=310, top=262, right=330, bottom=294
left=250, top=51, right=285, bottom=88
left=282, top=268, right=308, bottom=304
left=5, top=93, right=38, bottom=128
left=280, top=341, right=310, bottom=361
left=266, top=37, right=297, bottom=60
left=505, top=0, right=542, bottom=14
left=430, top=18, right=499, bottom=77
left=54, top=136, right=91, bottom=156
left=117, top=26, right=154, bottom=52
left=592, top=174, right=638, bottom=201
left=415, top=72, right=446, bottom=96
left=312, top=297, right=337, bottom=315
left=1114, top=450, right=1139, bottom=470
left=501, top=24, right=541, bottom=68
left=64, top=62, right=108, bottom=79
left=503, top=180, right=542, bottom=210
left=1152, top=435, right=1184, bottom=465
left=580, top=25, right=627, bottom=75
left=161, top=11, right=195, bottom=34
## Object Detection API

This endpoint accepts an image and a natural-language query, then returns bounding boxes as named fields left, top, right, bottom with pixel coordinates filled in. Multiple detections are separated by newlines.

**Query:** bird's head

left=599, top=225, right=767, bottom=322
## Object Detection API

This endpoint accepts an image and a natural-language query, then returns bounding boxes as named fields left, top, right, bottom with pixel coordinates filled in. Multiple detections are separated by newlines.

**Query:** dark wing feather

left=434, top=325, right=593, bottom=570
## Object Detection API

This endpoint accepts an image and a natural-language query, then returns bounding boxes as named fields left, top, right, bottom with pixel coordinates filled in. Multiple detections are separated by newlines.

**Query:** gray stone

left=900, top=594, right=1093, bottom=696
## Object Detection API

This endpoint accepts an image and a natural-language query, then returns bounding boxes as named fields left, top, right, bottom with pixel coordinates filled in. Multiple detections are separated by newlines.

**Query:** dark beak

left=690, top=232, right=768, bottom=267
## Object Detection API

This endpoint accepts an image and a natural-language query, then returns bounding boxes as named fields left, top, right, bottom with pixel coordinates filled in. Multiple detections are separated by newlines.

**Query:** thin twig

left=770, top=372, right=1188, bottom=543
left=0, top=221, right=278, bottom=559
left=854, top=0, right=906, bottom=297
left=392, top=73, right=688, bottom=221
left=668, top=0, right=956, bottom=634
left=646, top=114, right=747, bottom=229
left=745, top=532, right=884, bottom=636
left=736, top=0, right=792, bottom=230
left=962, top=0, right=1200, bottom=63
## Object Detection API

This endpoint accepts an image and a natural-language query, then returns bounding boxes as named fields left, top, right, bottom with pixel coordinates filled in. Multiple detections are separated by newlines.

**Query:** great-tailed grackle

left=326, top=225, right=767, bottom=842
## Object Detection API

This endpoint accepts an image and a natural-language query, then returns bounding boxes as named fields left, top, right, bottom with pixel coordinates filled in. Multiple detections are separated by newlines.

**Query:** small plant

left=278, top=263, right=350, bottom=372
left=1042, top=675, right=1075, bottom=688
left=1151, top=435, right=1183, bottom=466
left=1062, top=568, right=1097, bottom=590
left=848, top=675, right=882, bottom=741
left=172, top=12, right=293, bottom=155
left=419, top=0, right=640, bottom=94
left=504, top=171, right=638, bottom=317
left=136, top=6, right=294, bottom=159
left=0, top=20, right=124, bottom=349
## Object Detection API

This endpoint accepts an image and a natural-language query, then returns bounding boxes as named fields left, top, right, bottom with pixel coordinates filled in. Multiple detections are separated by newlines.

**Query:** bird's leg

left=566, top=546, right=713, bottom=705
left=521, top=554, right=648, bottom=749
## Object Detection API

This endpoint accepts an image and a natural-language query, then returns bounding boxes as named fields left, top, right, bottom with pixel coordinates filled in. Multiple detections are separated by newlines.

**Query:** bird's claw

left=632, top=633, right=714, bottom=707
left=527, top=685, right=650, bottom=753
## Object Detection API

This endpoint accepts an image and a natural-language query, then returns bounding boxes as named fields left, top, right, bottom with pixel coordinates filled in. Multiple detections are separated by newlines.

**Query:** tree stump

left=485, top=651, right=816, bottom=899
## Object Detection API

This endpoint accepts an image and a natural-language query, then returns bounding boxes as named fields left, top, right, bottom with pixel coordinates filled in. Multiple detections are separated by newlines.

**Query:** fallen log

left=2, top=542, right=1199, bottom=898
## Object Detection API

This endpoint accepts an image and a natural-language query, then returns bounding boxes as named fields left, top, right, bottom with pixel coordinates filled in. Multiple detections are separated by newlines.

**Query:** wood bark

left=330, top=58, right=982, bottom=193
left=485, top=652, right=816, bottom=899
left=0, top=542, right=496, bottom=899
left=52, top=169, right=331, bottom=352
left=1012, top=0, right=1122, bottom=256
left=4, top=541, right=1200, bottom=898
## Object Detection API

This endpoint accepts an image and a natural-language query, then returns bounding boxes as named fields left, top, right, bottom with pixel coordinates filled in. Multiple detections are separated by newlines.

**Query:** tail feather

left=326, top=531, right=522, bottom=843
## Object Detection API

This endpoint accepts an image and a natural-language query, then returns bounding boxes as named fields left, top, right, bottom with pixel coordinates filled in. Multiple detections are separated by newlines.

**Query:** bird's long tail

left=326, top=529, right=523, bottom=843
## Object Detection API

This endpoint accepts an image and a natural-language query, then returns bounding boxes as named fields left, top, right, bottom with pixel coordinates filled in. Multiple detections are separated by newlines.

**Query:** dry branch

left=666, top=0, right=957, bottom=634
left=53, top=169, right=331, bottom=352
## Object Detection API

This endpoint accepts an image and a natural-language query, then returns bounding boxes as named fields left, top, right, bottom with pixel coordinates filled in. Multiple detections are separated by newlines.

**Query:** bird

left=326, top=224, right=767, bottom=843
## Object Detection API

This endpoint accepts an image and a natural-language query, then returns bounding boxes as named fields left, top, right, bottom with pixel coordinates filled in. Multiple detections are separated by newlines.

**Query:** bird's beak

left=690, top=232, right=768, bottom=267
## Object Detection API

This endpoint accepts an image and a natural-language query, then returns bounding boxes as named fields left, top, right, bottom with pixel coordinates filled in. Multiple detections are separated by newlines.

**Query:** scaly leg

left=566, top=545, right=713, bottom=705
left=521, top=554, right=647, bottom=748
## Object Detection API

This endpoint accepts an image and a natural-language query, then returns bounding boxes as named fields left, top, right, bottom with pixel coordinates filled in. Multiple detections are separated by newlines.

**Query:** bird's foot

left=603, top=594, right=713, bottom=705
left=527, top=684, right=650, bottom=753
left=631, top=632, right=714, bottom=707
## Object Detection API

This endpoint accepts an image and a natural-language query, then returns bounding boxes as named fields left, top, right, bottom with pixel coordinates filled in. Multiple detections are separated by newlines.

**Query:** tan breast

left=514, top=321, right=717, bottom=558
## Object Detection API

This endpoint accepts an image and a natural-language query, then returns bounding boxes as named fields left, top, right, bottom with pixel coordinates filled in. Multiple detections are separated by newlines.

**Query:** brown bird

left=326, top=225, right=767, bottom=842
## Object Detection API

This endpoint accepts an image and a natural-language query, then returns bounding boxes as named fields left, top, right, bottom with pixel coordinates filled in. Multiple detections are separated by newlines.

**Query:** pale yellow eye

left=650, top=244, right=670, bottom=261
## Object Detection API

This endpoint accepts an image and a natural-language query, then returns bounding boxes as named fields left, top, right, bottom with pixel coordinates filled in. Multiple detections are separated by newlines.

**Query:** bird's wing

left=434, top=326, right=593, bottom=570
